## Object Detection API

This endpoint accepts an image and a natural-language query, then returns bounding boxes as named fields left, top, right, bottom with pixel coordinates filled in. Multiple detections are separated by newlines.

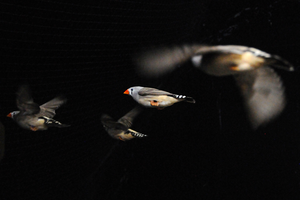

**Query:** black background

left=1, top=0, right=300, bottom=199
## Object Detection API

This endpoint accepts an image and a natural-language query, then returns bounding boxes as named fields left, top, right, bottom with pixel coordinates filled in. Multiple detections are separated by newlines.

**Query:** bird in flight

left=7, top=85, right=70, bottom=131
left=124, top=86, right=195, bottom=109
left=101, top=105, right=147, bottom=141
left=134, top=44, right=294, bottom=128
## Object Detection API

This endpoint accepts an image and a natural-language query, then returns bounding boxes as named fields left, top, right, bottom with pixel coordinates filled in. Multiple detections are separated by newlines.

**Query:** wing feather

left=234, top=67, right=286, bottom=128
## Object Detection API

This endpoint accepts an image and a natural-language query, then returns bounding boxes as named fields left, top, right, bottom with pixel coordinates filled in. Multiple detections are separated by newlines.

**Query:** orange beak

left=7, top=113, right=12, bottom=118
left=123, top=89, right=129, bottom=95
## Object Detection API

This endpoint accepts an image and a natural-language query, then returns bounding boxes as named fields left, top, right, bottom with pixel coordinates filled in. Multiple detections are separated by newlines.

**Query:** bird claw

left=230, top=66, right=240, bottom=71
left=150, top=100, right=159, bottom=107
left=30, top=126, right=38, bottom=131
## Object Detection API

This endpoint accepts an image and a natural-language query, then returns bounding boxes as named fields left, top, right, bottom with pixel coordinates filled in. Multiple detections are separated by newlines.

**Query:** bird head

left=7, top=111, right=20, bottom=119
left=123, top=86, right=143, bottom=97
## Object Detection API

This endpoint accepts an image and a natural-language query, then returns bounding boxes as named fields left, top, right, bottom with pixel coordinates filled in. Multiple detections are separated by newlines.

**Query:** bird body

left=8, top=85, right=70, bottom=131
left=135, top=44, right=294, bottom=128
left=124, top=86, right=195, bottom=109
left=101, top=106, right=147, bottom=141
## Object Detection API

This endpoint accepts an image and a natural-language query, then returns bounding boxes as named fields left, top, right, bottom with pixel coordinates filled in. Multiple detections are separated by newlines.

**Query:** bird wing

left=39, top=96, right=67, bottom=118
left=16, top=85, right=40, bottom=115
left=138, top=87, right=173, bottom=96
left=101, top=114, right=128, bottom=139
left=135, top=44, right=204, bottom=77
left=135, top=44, right=294, bottom=77
left=234, top=67, right=286, bottom=129
left=117, top=105, right=144, bottom=128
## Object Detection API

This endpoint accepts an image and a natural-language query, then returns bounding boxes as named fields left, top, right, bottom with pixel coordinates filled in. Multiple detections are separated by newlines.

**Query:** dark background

left=1, top=0, right=300, bottom=199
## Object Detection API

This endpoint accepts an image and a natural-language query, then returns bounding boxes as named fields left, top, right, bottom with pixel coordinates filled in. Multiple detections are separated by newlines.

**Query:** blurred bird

left=7, top=85, right=70, bottom=131
left=124, top=86, right=195, bottom=109
left=0, top=121, right=5, bottom=161
left=101, top=106, right=147, bottom=141
left=135, top=44, right=294, bottom=128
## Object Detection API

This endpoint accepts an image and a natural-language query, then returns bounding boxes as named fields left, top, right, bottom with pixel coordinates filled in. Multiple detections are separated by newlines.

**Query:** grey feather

left=138, top=87, right=173, bottom=96
left=16, top=85, right=40, bottom=115
left=117, top=105, right=144, bottom=128
left=40, top=96, right=67, bottom=118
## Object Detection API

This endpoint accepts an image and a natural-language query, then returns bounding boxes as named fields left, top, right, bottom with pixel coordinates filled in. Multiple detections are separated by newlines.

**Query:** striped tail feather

left=169, top=94, right=196, bottom=103
left=127, top=129, right=147, bottom=138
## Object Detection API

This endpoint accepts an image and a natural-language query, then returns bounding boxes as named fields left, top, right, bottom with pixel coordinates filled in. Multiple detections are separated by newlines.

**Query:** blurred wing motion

left=134, top=45, right=203, bottom=76
left=8, top=85, right=70, bottom=131
left=16, top=85, right=40, bottom=115
left=117, top=105, right=144, bottom=128
left=134, top=44, right=294, bottom=128
left=135, top=44, right=294, bottom=77
left=0, top=121, right=5, bottom=161
left=101, top=106, right=147, bottom=141
left=40, top=96, right=67, bottom=118
left=235, top=67, right=285, bottom=128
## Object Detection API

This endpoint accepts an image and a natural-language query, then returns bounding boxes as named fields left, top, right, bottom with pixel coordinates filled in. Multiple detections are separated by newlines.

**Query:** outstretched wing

left=101, top=114, right=127, bottom=131
left=117, top=105, right=144, bottom=128
left=16, top=85, right=40, bottom=115
left=39, top=96, right=67, bottom=118
left=234, top=67, right=286, bottom=129
left=135, top=44, right=294, bottom=77
left=135, top=44, right=204, bottom=77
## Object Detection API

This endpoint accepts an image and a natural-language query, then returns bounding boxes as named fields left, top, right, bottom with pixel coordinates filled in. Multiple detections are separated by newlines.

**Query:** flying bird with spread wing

left=101, top=105, right=147, bottom=141
left=135, top=44, right=294, bottom=128
left=7, top=85, right=70, bottom=131
left=124, top=86, right=195, bottom=109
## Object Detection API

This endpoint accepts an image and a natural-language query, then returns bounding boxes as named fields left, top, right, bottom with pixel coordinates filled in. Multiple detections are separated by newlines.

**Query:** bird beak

left=7, top=113, right=12, bottom=118
left=123, top=89, right=129, bottom=95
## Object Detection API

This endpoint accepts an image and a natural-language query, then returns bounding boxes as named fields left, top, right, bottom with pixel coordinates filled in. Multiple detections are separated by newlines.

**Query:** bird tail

left=169, top=94, right=196, bottom=103
left=267, top=54, right=294, bottom=71
left=39, top=117, right=70, bottom=128
left=184, top=96, right=196, bottom=103
left=127, top=129, right=147, bottom=138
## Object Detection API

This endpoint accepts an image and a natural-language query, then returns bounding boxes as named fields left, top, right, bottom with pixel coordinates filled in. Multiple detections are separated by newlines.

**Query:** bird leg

left=118, top=136, right=125, bottom=141
left=150, top=100, right=160, bottom=107
left=30, top=126, right=38, bottom=131
left=229, top=65, right=240, bottom=71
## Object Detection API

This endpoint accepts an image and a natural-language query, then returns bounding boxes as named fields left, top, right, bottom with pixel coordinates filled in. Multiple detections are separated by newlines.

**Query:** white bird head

left=123, top=86, right=143, bottom=97
left=7, top=111, right=20, bottom=120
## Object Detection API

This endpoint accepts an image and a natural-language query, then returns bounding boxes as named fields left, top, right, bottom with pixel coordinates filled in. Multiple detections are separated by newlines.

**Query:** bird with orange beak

left=134, top=44, right=294, bottom=128
left=124, top=86, right=195, bottom=109
left=7, top=85, right=70, bottom=131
